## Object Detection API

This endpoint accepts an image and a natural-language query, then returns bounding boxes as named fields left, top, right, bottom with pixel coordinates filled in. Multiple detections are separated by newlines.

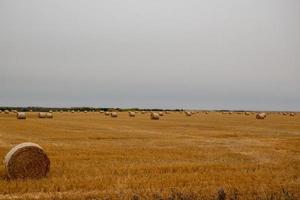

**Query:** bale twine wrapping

left=151, top=112, right=160, bottom=120
left=38, top=112, right=46, bottom=118
left=17, top=112, right=26, bottom=119
left=46, top=113, right=53, bottom=118
left=111, top=112, right=118, bottom=117
left=256, top=113, right=266, bottom=120
left=4, top=142, right=50, bottom=179
left=128, top=111, right=136, bottom=117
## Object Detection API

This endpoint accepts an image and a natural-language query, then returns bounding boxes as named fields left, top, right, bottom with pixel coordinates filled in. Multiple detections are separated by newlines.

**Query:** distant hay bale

left=49, top=110, right=52, bottom=113
left=17, top=112, right=26, bottom=119
left=128, top=111, right=136, bottom=117
left=46, top=113, right=53, bottom=118
left=141, top=111, right=146, bottom=114
left=290, top=113, right=295, bottom=117
left=71, top=110, right=75, bottom=113
left=245, top=112, right=250, bottom=116
left=100, top=110, right=104, bottom=113
left=151, top=112, right=160, bottom=120
left=256, top=113, right=266, bottom=120
left=4, top=142, right=50, bottom=179
left=283, top=113, right=287, bottom=116
left=185, top=111, right=192, bottom=116
left=105, top=112, right=110, bottom=116
left=4, top=110, right=9, bottom=114
left=205, top=112, right=209, bottom=114
left=111, top=112, right=118, bottom=117
left=158, top=112, right=164, bottom=116
left=38, top=112, right=46, bottom=118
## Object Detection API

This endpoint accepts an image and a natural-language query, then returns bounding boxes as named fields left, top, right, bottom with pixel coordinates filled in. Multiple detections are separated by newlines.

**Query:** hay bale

left=205, top=112, right=209, bottom=114
left=290, top=113, right=295, bottom=117
left=100, top=110, right=104, bottom=113
left=17, top=112, right=26, bottom=119
left=4, top=110, right=9, bottom=114
left=185, top=111, right=192, bottom=116
left=158, top=112, right=164, bottom=116
left=151, top=112, right=160, bottom=120
left=46, top=113, right=53, bottom=118
left=245, top=112, right=250, bottom=116
left=49, top=110, right=52, bottom=113
left=111, top=112, right=118, bottom=117
left=256, top=113, right=266, bottom=120
left=38, top=112, right=46, bottom=118
left=4, top=142, right=50, bottom=179
left=128, top=111, right=136, bottom=117
left=141, top=111, right=146, bottom=114
left=105, top=112, right=110, bottom=116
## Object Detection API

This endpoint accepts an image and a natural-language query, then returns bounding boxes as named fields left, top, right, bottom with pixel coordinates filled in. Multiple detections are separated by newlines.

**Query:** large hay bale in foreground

left=38, top=112, right=46, bottom=118
left=128, top=111, right=136, bottom=117
left=46, top=113, right=53, bottom=118
left=4, top=142, right=50, bottom=179
left=151, top=112, right=160, bottom=120
left=256, top=113, right=266, bottom=120
left=111, top=112, right=118, bottom=117
left=17, top=112, right=26, bottom=119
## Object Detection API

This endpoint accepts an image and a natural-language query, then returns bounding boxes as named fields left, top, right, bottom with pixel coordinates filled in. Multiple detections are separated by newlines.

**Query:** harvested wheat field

left=0, top=112, right=299, bottom=200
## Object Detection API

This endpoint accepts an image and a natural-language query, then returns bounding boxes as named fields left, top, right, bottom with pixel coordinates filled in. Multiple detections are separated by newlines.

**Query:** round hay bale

left=185, top=111, right=192, bottom=116
left=17, top=112, right=26, bottom=119
left=151, top=112, right=160, bottom=120
left=4, top=110, right=9, bottom=114
left=105, top=112, right=110, bottom=116
left=84, top=111, right=87, bottom=113
left=158, top=112, right=164, bottom=116
left=128, top=111, right=136, bottom=117
left=111, top=112, right=118, bottom=117
left=4, top=142, right=50, bottom=179
left=256, top=113, right=266, bottom=120
left=49, top=110, right=52, bottom=113
left=38, top=112, right=46, bottom=118
left=46, top=113, right=53, bottom=118
left=290, top=113, right=295, bottom=117
left=245, top=112, right=250, bottom=116
left=141, top=111, right=146, bottom=114
left=205, top=112, right=209, bottom=114
left=100, top=110, right=104, bottom=113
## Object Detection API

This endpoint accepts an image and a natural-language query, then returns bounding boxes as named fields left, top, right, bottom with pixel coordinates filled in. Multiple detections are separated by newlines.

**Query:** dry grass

left=0, top=112, right=299, bottom=199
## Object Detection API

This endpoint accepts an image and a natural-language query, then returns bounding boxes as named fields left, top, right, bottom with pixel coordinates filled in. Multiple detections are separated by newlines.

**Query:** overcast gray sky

left=0, top=0, right=299, bottom=110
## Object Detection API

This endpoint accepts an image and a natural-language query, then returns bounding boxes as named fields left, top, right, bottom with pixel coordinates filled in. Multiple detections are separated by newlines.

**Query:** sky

left=0, top=0, right=299, bottom=111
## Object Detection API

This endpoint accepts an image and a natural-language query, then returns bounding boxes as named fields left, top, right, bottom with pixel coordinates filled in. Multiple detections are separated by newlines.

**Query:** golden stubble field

left=0, top=111, right=299, bottom=200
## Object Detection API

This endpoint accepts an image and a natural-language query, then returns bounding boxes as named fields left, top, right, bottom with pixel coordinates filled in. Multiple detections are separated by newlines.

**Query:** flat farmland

left=0, top=112, right=299, bottom=199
